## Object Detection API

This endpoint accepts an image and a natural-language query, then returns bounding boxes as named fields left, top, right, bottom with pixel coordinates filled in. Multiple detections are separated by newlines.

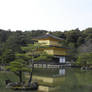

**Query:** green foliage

left=34, top=52, right=53, bottom=62
left=0, top=28, right=92, bottom=64
left=6, top=59, right=31, bottom=72
left=6, top=53, right=32, bottom=83
left=4, top=31, right=26, bottom=52
left=65, top=28, right=81, bottom=47
left=22, top=43, right=53, bottom=62
left=77, top=37, right=84, bottom=46
left=1, top=49, right=15, bottom=65
left=76, top=53, right=92, bottom=66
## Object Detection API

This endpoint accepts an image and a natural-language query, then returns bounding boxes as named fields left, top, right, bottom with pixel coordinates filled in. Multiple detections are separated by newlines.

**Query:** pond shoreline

left=1, top=68, right=92, bottom=92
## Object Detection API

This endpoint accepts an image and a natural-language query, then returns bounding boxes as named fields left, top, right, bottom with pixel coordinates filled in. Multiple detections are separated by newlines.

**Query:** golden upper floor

left=33, top=33, right=68, bottom=56
left=33, top=33, right=64, bottom=46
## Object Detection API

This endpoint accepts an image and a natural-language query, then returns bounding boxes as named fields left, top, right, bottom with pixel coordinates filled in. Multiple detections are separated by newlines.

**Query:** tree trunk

left=28, top=69, right=33, bottom=86
left=19, top=71, right=22, bottom=83
left=28, top=60, right=34, bottom=86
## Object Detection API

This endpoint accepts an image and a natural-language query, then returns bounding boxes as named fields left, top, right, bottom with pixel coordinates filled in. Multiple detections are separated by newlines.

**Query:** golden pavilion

left=34, top=33, right=68, bottom=63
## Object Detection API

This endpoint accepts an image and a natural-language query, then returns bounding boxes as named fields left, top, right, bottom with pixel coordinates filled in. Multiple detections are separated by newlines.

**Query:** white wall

left=59, top=56, right=65, bottom=63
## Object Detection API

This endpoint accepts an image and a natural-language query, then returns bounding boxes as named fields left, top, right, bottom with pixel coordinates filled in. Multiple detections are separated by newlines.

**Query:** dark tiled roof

left=40, top=45, right=69, bottom=49
left=33, top=34, right=64, bottom=41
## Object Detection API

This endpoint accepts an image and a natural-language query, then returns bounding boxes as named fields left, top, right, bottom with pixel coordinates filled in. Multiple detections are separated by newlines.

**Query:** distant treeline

left=0, top=28, right=92, bottom=64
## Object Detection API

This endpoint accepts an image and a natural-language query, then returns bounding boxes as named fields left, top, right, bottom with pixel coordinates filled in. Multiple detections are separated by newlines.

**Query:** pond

left=0, top=68, right=92, bottom=92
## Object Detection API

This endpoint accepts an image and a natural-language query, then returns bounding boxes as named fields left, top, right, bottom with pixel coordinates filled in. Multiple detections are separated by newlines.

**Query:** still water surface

left=0, top=68, right=92, bottom=92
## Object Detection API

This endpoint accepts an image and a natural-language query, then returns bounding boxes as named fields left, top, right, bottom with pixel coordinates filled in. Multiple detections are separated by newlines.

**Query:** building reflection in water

left=53, top=68, right=66, bottom=77
left=32, top=68, right=66, bottom=92
left=59, top=69, right=65, bottom=76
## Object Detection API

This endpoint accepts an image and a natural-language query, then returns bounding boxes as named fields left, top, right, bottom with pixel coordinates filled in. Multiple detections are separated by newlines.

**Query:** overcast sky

left=0, top=0, right=92, bottom=31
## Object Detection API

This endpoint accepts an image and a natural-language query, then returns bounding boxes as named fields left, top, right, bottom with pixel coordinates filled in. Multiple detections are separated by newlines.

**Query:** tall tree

left=6, top=53, right=31, bottom=84
left=22, top=43, right=53, bottom=86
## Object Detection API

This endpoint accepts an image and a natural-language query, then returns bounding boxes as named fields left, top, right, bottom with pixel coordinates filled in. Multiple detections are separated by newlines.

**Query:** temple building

left=34, top=33, right=68, bottom=64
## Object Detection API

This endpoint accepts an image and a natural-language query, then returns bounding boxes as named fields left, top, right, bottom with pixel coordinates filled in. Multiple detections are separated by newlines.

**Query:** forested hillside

left=0, top=28, right=92, bottom=65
